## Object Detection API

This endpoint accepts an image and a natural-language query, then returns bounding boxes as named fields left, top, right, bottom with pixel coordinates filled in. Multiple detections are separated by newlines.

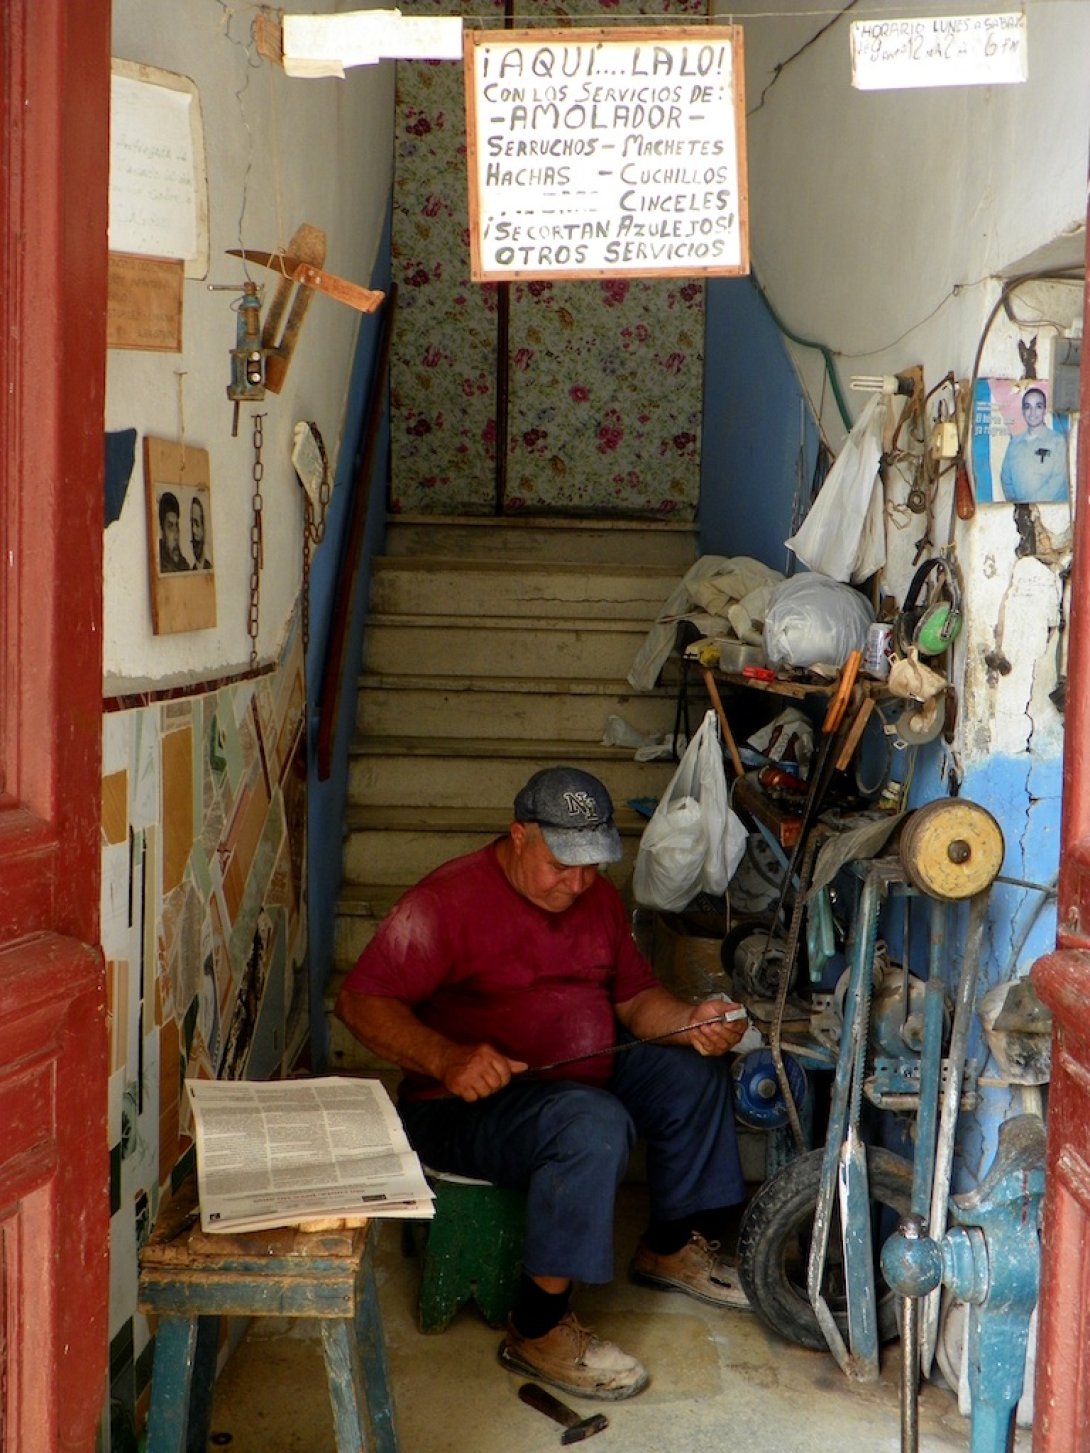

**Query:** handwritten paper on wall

left=464, top=27, right=749, bottom=282
left=282, top=9, right=463, bottom=76
left=850, top=12, right=1027, bottom=90
left=109, top=61, right=209, bottom=278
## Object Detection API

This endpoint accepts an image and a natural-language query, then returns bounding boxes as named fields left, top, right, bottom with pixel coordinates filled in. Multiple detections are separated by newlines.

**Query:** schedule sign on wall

left=464, top=27, right=749, bottom=281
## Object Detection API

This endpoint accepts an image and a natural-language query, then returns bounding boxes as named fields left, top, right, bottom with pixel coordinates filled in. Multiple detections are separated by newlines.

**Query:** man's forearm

left=334, top=988, right=458, bottom=1080
left=615, top=984, right=698, bottom=1042
left=334, top=987, right=528, bottom=1101
left=616, top=984, right=746, bottom=1058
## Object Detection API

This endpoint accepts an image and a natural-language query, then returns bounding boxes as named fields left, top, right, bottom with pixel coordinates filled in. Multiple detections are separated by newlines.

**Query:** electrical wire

left=752, top=270, right=854, bottom=432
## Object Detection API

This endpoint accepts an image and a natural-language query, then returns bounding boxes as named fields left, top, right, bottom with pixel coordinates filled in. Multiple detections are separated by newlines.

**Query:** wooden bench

left=138, top=1179, right=398, bottom=1453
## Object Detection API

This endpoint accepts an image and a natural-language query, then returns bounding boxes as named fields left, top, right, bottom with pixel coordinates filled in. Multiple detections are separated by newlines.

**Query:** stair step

left=347, top=740, right=675, bottom=809
left=333, top=517, right=701, bottom=1072
left=356, top=675, right=693, bottom=742
left=384, top=513, right=698, bottom=569
left=370, top=557, right=678, bottom=620
left=362, top=614, right=651, bottom=680
left=333, top=886, right=401, bottom=971
left=342, top=805, right=646, bottom=887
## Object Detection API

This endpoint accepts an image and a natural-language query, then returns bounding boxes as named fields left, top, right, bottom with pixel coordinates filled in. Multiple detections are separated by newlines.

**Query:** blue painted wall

left=699, top=274, right=823, bottom=570
left=953, top=754, right=1059, bottom=1188
left=307, top=212, right=393, bottom=1069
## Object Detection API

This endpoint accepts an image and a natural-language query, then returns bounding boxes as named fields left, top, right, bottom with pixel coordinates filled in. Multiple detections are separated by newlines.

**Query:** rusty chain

left=300, top=422, right=331, bottom=656
left=248, top=412, right=266, bottom=669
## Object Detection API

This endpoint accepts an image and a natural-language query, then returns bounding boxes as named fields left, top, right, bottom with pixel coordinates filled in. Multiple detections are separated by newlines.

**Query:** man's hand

left=685, top=999, right=748, bottom=1058
left=334, top=991, right=527, bottom=1099
left=440, top=1042, right=528, bottom=1102
left=617, top=985, right=748, bottom=1058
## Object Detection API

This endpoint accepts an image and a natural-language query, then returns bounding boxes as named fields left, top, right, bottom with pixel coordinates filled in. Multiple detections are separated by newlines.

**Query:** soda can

left=863, top=622, right=893, bottom=678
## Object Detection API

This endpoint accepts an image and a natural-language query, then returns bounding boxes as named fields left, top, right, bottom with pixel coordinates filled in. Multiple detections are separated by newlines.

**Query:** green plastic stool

left=417, top=1171, right=526, bottom=1333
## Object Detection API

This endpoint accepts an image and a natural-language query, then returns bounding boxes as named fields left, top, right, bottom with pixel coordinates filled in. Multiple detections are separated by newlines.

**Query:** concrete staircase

left=325, top=513, right=700, bottom=1070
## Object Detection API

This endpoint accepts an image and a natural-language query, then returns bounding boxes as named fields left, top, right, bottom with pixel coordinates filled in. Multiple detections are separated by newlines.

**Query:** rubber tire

left=738, top=1145, right=914, bottom=1352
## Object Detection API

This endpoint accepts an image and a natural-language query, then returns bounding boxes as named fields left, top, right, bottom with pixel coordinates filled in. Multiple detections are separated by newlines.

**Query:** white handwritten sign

left=464, top=27, right=748, bottom=281
left=850, top=12, right=1027, bottom=90
left=109, top=61, right=209, bottom=278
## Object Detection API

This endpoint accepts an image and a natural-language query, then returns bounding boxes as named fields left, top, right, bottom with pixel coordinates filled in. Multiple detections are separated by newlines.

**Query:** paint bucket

left=862, top=621, right=893, bottom=678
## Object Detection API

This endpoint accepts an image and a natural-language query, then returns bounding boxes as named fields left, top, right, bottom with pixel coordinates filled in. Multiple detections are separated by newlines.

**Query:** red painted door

left=1, top=1, right=111, bottom=1450
left=1031, top=209, right=1090, bottom=1445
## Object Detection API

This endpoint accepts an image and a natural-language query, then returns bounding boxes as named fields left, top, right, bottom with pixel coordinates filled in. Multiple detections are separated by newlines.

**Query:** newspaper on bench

left=186, top=1076, right=435, bottom=1233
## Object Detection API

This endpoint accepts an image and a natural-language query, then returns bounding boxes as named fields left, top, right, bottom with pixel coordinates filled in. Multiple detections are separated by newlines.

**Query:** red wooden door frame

left=1031, top=202, right=1090, bottom=1446
left=1, top=1, right=110, bottom=1450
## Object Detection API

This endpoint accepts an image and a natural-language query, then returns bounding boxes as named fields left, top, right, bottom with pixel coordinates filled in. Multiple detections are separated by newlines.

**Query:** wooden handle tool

left=822, top=650, right=862, bottom=735
left=701, top=666, right=745, bottom=778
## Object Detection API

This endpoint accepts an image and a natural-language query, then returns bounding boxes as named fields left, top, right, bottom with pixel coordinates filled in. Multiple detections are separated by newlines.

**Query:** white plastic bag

left=763, top=573, right=875, bottom=669
left=632, top=710, right=747, bottom=912
left=785, top=393, right=888, bottom=583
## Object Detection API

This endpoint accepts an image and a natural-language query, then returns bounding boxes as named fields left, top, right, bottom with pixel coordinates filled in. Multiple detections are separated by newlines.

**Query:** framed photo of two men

left=144, top=435, right=217, bottom=634
left=970, top=377, right=1071, bottom=505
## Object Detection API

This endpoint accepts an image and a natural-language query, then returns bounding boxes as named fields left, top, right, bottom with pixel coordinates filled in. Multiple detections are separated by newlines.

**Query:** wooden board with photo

left=144, top=435, right=216, bottom=633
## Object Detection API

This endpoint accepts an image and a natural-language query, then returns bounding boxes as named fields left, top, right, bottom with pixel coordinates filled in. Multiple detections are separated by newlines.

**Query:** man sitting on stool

left=335, top=766, right=750, bottom=1402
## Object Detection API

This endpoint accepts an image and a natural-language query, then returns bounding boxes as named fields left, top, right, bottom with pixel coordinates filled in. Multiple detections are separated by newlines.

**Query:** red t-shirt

left=342, top=840, right=658, bottom=1096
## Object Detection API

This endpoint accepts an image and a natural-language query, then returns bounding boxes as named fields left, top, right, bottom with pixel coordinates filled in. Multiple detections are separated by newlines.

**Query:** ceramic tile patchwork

left=100, top=622, right=308, bottom=1447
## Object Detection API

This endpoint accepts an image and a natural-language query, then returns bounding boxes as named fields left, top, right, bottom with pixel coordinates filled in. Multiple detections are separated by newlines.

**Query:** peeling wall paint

left=963, top=512, right=1069, bottom=763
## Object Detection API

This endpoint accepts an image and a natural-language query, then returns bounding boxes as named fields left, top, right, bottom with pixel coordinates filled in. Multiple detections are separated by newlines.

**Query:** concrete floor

left=207, top=1182, right=1034, bottom=1453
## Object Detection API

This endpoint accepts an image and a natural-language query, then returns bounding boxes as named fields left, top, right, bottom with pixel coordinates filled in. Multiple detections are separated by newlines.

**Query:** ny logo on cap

left=562, top=789, right=598, bottom=822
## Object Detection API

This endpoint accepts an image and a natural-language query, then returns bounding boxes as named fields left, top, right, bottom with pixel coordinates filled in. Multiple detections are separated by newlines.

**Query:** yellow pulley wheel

left=899, top=799, right=1005, bottom=900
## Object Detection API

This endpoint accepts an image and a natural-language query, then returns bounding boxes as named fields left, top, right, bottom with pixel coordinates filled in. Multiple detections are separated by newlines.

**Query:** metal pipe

left=900, top=1291, right=920, bottom=1453
left=921, top=889, right=989, bottom=1375
left=911, top=899, right=949, bottom=1221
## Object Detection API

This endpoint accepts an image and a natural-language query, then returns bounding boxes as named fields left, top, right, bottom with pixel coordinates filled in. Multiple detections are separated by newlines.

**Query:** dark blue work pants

left=399, top=1042, right=744, bottom=1284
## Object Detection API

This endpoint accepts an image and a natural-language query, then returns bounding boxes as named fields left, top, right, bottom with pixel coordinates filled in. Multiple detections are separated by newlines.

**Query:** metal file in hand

left=529, top=1007, right=748, bottom=1075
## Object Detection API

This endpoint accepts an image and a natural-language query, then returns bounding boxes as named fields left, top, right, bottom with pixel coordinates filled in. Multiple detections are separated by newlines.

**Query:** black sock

left=689, top=1208, right=733, bottom=1245
left=641, top=1216, right=694, bottom=1257
left=643, top=1207, right=734, bottom=1255
left=511, top=1274, right=571, bottom=1339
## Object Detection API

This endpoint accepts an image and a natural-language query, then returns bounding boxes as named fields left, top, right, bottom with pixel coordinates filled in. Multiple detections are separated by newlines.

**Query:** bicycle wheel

left=738, top=1146, right=914, bottom=1351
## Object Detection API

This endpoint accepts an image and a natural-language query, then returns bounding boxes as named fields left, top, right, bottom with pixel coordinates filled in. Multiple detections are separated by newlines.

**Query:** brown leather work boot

left=631, top=1232, right=752, bottom=1310
left=498, top=1311, right=650, bottom=1401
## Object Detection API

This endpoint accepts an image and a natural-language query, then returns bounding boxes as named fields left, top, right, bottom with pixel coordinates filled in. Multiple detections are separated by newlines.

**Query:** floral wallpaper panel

left=391, top=0, right=707, bottom=518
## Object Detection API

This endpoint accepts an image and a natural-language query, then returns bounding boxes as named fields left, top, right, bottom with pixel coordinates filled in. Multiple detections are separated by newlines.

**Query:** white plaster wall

left=731, top=0, right=1089, bottom=447
left=723, top=0, right=1089, bottom=765
left=106, top=1, right=394, bottom=690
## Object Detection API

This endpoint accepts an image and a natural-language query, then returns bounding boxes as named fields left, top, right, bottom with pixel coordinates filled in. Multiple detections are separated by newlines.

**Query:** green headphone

left=896, top=557, right=963, bottom=658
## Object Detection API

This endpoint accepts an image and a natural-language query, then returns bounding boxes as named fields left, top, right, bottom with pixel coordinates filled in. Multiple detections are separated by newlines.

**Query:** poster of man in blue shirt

left=972, top=378, right=1070, bottom=504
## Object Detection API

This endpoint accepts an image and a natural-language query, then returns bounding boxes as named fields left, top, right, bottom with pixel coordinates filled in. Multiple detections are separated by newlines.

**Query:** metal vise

left=880, top=1113, right=1045, bottom=1453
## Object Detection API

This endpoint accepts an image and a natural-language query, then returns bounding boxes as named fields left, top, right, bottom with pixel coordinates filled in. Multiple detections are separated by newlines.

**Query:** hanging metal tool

left=229, top=223, right=384, bottom=393
left=225, top=281, right=267, bottom=437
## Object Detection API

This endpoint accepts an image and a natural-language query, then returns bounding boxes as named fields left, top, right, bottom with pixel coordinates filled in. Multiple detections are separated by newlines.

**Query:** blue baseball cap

left=513, top=766, right=623, bottom=866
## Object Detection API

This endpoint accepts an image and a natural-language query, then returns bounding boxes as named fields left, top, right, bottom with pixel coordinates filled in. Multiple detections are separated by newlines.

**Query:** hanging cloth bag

left=633, top=709, right=746, bottom=912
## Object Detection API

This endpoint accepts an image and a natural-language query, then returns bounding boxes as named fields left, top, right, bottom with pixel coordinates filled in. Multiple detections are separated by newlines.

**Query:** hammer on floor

left=518, top=1382, right=609, bottom=1444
